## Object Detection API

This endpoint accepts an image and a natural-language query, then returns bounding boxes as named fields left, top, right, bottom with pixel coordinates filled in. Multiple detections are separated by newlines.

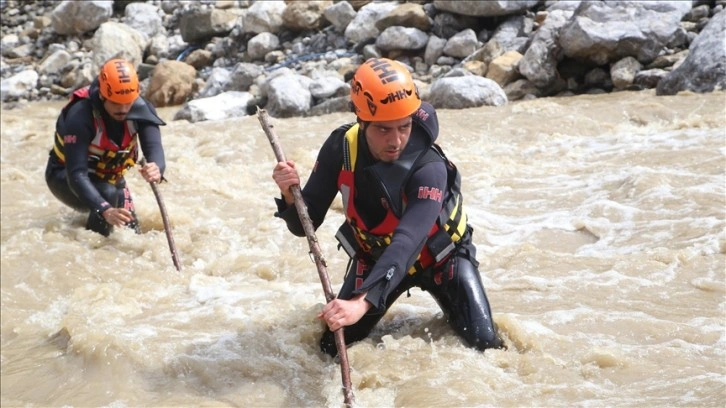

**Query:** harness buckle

left=335, top=223, right=360, bottom=259
left=427, top=228, right=456, bottom=263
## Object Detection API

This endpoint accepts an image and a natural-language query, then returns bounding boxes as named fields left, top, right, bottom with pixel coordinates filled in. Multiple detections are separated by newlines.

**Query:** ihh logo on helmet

left=114, top=60, right=132, bottom=83
left=380, top=89, right=413, bottom=105
left=368, top=59, right=398, bottom=84
left=115, top=88, right=137, bottom=96
left=113, top=61, right=137, bottom=97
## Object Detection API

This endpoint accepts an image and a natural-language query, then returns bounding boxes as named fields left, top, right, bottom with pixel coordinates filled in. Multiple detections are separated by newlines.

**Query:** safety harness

left=52, top=87, right=148, bottom=184
left=335, top=123, right=468, bottom=275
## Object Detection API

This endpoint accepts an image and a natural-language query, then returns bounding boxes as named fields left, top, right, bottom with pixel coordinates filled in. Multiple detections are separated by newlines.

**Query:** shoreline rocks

left=1, top=0, right=724, bottom=122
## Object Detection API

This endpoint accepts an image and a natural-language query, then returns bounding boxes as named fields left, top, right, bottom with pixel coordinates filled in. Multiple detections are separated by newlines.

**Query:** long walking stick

left=139, top=158, right=182, bottom=272
left=257, top=108, right=355, bottom=407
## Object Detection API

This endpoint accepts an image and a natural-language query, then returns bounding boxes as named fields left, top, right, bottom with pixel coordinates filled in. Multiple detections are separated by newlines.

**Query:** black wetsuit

left=45, top=80, right=166, bottom=236
left=274, top=102, right=503, bottom=356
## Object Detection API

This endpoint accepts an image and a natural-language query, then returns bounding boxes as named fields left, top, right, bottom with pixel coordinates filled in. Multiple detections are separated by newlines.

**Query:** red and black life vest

left=335, top=124, right=468, bottom=275
left=52, top=86, right=138, bottom=183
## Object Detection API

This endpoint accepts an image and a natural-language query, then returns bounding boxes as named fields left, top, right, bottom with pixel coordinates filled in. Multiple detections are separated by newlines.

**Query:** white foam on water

left=2, top=93, right=724, bottom=407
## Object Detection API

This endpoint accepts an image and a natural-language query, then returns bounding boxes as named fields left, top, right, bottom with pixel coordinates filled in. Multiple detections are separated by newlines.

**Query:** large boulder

left=428, top=74, right=508, bottom=109
left=173, top=91, right=256, bottom=122
left=657, top=10, right=726, bottom=95
left=91, top=21, right=147, bottom=70
left=50, top=0, right=112, bottom=36
left=433, top=0, right=539, bottom=17
left=559, top=1, right=692, bottom=65
left=179, top=8, right=239, bottom=43
left=145, top=60, right=198, bottom=107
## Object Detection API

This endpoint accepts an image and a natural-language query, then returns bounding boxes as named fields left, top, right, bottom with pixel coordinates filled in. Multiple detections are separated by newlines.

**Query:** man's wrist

left=353, top=293, right=372, bottom=311
left=97, top=202, right=111, bottom=216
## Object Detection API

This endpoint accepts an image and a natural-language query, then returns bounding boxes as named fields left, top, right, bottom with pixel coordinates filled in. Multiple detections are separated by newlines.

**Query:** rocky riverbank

left=1, top=0, right=724, bottom=121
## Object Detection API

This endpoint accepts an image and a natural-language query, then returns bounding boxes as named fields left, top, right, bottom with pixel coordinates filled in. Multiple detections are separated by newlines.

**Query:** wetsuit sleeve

left=355, top=160, right=448, bottom=311
left=137, top=119, right=165, bottom=176
left=274, top=130, right=343, bottom=236
left=60, top=101, right=113, bottom=215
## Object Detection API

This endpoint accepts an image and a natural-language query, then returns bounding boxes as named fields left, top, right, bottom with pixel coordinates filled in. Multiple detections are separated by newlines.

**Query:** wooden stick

left=139, top=158, right=182, bottom=272
left=257, top=108, right=355, bottom=407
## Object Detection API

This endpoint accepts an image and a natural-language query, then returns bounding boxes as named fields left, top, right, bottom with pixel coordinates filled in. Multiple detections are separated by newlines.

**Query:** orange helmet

left=98, top=59, right=139, bottom=104
left=350, top=58, right=421, bottom=122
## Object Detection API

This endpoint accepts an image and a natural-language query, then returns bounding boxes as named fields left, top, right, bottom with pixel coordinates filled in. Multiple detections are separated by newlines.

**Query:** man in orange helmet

left=45, top=58, right=167, bottom=236
left=272, top=58, right=505, bottom=356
